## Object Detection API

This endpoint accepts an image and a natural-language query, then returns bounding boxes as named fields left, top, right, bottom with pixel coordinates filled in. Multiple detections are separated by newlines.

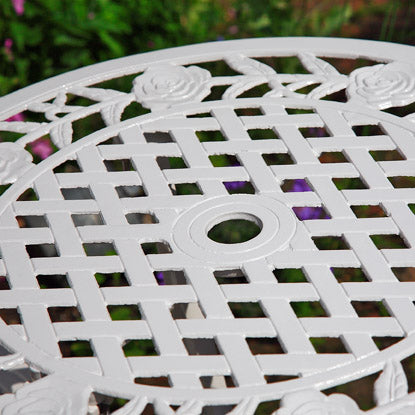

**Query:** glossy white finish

left=0, top=38, right=414, bottom=414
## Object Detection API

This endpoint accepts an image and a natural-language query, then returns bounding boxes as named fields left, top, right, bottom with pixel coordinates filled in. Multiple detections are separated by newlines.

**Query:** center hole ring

left=172, top=195, right=297, bottom=264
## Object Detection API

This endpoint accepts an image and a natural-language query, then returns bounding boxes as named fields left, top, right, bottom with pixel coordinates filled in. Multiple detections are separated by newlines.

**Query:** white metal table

left=0, top=37, right=414, bottom=414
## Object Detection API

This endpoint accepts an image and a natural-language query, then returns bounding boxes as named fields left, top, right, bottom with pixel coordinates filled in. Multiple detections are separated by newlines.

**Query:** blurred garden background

left=0, top=0, right=414, bottom=97
left=1, top=0, right=415, bottom=414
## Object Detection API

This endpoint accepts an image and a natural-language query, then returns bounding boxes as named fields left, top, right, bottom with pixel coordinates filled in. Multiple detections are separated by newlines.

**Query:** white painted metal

left=0, top=38, right=414, bottom=414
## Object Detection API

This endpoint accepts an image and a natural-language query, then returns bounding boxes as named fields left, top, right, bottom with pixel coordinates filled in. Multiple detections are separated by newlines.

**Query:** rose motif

left=0, top=375, right=91, bottom=415
left=0, top=142, right=33, bottom=185
left=2, top=393, right=66, bottom=415
left=274, top=389, right=362, bottom=415
left=347, top=62, right=415, bottom=109
left=133, top=63, right=211, bottom=110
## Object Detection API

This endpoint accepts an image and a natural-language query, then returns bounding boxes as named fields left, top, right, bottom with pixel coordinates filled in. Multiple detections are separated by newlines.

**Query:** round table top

left=0, top=37, right=415, bottom=414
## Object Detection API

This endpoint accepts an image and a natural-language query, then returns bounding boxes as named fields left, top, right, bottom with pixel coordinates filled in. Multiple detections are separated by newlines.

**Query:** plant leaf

left=225, top=54, right=276, bottom=76
left=298, top=53, right=340, bottom=76
left=374, top=360, right=408, bottom=406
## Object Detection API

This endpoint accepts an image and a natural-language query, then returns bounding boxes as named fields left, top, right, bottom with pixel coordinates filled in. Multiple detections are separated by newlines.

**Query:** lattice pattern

left=1, top=97, right=415, bottom=402
left=0, top=38, right=415, bottom=414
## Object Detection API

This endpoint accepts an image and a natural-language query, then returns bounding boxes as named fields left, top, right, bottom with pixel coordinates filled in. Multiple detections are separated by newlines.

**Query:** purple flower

left=224, top=181, right=246, bottom=191
left=155, top=272, right=165, bottom=285
left=30, top=138, right=53, bottom=160
left=12, top=0, right=25, bottom=15
left=307, top=127, right=327, bottom=137
left=5, top=114, right=53, bottom=160
left=4, top=39, right=12, bottom=49
left=4, top=38, right=13, bottom=60
left=6, top=112, right=24, bottom=122
left=290, top=179, right=329, bottom=220
left=293, top=206, right=327, bottom=220
left=291, top=179, right=312, bottom=192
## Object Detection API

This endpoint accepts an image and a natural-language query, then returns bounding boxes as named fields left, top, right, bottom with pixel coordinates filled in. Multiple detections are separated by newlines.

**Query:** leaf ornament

left=284, top=79, right=322, bottom=92
left=227, top=397, right=259, bottom=414
left=70, top=86, right=127, bottom=102
left=0, top=353, right=24, bottom=370
left=225, top=54, right=276, bottom=76
left=223, top=54, right=288, bottom=98
left=223, top=77, right=266, bottom=99
left=63, top=86, right=131, bottom=127
left=113, top=396, right=148, bottom=415
left=50, top=122, right=73, bottom=148
left=176, top=400, right=203, bottom=414
left=0, top=142, right=33, bottom=185
left=0, top=121, right=42, bottom=134
left=101, top=97, right=133, bottom=126
left=298, top=52, right=340, bottom=76
left=307, top=79, right=349, bottom=100
left=374, top=360, right=408, bottom=406
left=0, top=374, right=92, bottom=415
left=154, top=399, right=176, bottom=414
left=265, top=77, right=303, bottom=99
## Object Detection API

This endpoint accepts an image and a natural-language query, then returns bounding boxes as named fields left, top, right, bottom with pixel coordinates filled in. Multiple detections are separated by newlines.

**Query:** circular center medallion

left=173, top=194, right=296, bottom=264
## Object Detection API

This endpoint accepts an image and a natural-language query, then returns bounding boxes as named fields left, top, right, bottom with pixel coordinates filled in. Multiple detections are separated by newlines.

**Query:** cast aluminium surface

left=0, top=37, right=414, bottom=414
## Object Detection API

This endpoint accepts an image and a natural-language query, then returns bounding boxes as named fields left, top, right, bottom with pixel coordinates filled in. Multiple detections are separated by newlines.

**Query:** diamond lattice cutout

left=1, top=98, right=415, bottom=406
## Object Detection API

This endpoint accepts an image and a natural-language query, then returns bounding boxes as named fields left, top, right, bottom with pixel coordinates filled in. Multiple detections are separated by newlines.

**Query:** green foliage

left=108, top=305, right=141, bottom=320
left=208, top=219, right=261, bottom=244
left=123, top=339, right=156, bottom=357
left=0, top=0, right=218, bottom=94
left=276, top=268, right=306, bottom=283
left=109, top=307, right=133, bottom=320
left=70, top=340, right=93, bottom=356
left=95, top=271, right=124, bottom=286
left=1, top=0, right=411, bottom=97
